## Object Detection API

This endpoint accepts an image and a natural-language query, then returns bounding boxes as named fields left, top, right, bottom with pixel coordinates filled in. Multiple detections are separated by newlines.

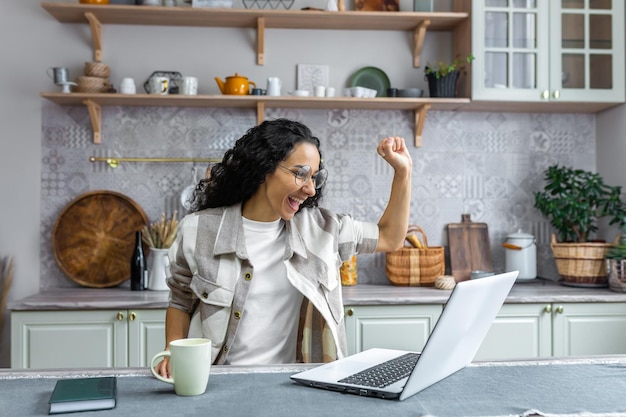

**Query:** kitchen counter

left=9, top=278, right=626, bottom=311
left=2, top=356, right=626, bottom=416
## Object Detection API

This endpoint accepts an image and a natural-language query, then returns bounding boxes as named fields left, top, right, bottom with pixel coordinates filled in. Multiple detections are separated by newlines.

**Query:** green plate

left=349, top=67, right=391, bottom=97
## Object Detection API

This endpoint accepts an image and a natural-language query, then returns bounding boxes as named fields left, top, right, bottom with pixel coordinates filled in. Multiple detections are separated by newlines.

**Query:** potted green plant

left=534, top=164, right=626, bottom=287
left=424, top=54, right=474, bottom=98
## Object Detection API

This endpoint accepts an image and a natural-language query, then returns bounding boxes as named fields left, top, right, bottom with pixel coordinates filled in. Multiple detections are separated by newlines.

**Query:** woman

left=155, top=118, right=411, bottom=377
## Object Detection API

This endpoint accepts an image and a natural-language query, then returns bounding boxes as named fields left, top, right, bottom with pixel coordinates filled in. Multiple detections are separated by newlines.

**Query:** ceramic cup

left=314, top=85, right=326, bottom=97
left=147, top=76, right=169, bottom=95
left=119, top=78, right=136, bottom=94
left=325, top=87, right=336, bottom=97
left=251, top=88, right=266, bottom=95
left=150, top=338, right=212, bottom=396
left=180, top=76, right=198, bottom=95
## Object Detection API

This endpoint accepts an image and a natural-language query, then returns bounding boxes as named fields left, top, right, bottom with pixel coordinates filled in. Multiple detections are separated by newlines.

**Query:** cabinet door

left=127, top=309, right=166, bottom=367
left=472, top=0, right=550, bottom=101
left=474, top=303, right=552, bottom=361
left=11, top=310, right=128, bottom=369
left=344, top=305, right=442, bottom=355
left=552, top=302, right=626, bottom=357
left=550, top=0, right=625, bottom=102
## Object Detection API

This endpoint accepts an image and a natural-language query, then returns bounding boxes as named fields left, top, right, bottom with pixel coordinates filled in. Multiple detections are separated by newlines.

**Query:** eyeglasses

left=278, top=164, right=328, bottom=189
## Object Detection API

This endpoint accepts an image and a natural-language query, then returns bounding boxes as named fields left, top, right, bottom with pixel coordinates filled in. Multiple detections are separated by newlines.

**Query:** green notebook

left=48, top=376, right=117, bottom=415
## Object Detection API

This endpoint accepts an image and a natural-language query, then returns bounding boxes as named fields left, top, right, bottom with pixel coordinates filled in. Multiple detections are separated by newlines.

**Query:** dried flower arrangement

left=142, top=211, right=179, bottom=249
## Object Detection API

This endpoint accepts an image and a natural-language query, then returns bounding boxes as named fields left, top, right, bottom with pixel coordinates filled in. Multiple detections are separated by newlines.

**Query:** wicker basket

left=84, top=61, right=110, bottom=78
left=550, top=234, right=614, bottom=287
left=385, top=226, right=445, bottom=286
left=76, top=76, right=110, bottom=93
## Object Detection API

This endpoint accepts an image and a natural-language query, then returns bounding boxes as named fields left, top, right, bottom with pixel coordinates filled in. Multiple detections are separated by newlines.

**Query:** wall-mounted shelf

left=40, top=3, right=469, bottom=66
left=41, top=92, right=469, bottom=146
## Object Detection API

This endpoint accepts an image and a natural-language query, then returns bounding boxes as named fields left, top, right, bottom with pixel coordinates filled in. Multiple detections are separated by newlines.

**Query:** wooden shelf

left=41, top=3, right=469, bottom=66
left=41, top=92, right=470, bottom=146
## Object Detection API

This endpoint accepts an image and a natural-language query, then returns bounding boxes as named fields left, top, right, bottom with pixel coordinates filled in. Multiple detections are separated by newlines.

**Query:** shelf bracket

left=413, top=104, right=430, bottom=147
left=257, top=17, right=265, bottom=66
left=413, top=20, right=430, bottom=68
left=83, top=99, right=102, bottom=144
left=256, top=101, right=265, bottom=125
left=84, top=12, right=103, bottom=62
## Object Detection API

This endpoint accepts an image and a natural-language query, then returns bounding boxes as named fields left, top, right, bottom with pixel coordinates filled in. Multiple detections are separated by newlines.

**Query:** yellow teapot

left=215, top=73, right=256, bottom=95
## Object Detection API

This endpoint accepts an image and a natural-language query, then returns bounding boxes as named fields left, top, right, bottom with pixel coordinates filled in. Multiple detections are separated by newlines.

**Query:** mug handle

left=150, top=350, right=174, bottom=384
left=46, top=68, right=54, bottom=80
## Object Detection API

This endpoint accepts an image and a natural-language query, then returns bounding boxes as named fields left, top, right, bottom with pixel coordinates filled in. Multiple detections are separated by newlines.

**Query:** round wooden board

left=52, top=190, right=148, bottom=288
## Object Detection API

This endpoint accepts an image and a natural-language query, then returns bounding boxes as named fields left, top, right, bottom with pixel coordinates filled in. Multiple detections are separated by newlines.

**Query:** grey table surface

left=2, top=356, right=626, bottom=417
left=9, top=278, right=626, bottom=311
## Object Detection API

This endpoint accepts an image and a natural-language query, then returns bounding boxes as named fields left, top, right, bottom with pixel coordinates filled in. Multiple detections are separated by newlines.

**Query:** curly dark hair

left=189, top=118, right=325, bottom=212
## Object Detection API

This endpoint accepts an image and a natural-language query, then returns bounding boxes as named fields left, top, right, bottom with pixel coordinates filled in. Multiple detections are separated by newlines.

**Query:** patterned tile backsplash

left=40, top=102, right=595, bottom=290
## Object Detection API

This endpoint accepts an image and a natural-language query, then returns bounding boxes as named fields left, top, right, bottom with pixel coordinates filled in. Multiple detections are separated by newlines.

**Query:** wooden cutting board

left=447, top=214, right=493, bottom=281
left=52, top=190, right=148, bottom=288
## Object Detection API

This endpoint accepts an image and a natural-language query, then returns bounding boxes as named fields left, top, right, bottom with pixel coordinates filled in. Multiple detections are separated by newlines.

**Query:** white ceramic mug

left=180, top=76, right=199, bottom=95
left=148, top=76, right=169, bottom=95
left=266, top=77, right=282, bottom=96
left=150, top=338, right=212, bottom=396
left=119, top=77, right=136, bottom=94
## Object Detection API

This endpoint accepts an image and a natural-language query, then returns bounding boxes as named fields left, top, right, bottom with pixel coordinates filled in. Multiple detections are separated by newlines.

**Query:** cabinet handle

left=541, top=90, right=549, bottom=100
left=553, top=90, right=560, bottom=99
left=347, top=309, right=354, bottom=317
left=129, top=312, right=137, bottom=321
left=556, top=305, right=564, bottom=314
left=544, top=305, right=552, bottom=313
left=116, top=312, right=124, bottom=321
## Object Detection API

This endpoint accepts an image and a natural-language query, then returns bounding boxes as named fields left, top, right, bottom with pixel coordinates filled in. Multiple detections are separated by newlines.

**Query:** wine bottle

left=130, top=231, right=146, bottom=291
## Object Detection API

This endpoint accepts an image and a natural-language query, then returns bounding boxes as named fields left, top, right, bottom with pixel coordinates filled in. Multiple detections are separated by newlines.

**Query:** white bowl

left=290, top=90, right=310, bottom=97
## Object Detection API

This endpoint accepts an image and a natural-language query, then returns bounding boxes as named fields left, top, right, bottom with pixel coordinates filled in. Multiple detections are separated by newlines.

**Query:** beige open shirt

left=167, top=203, right=379, bottom=364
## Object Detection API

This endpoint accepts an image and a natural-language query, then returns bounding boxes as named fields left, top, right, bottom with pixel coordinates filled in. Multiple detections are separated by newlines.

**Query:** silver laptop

left=290, top=270, right=518, bottom=401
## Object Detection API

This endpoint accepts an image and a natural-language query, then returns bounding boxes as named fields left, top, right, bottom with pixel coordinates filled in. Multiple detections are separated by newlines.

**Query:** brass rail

left=89, top=156, right=221, bottom=168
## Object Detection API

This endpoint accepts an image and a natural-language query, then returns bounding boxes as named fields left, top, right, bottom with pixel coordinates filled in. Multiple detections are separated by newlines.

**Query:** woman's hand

left=153, top=355, right=171, bottom=378
left=377, top=136, right=412, bottom=174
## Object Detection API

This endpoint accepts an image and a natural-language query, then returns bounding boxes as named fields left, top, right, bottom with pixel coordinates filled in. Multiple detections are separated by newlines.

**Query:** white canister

left=503, top=230, right=537, bottom=280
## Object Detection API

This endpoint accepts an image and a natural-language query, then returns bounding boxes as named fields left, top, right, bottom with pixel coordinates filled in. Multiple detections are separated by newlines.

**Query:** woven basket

left=84, top=61, right=110, bottom=78
left=76, top=76, right=110, bottom=93
left=551, top=234, right=614, bottom=287
left=385, top=226, right=445, bottom=286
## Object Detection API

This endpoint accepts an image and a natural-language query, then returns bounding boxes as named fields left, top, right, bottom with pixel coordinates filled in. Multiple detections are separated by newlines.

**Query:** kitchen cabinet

left=475, top=302, right=626, bottom=361
left=11, top=309, right=166, bottom=369
left=344, top=304, right=442, bottom=355
left=345, top=302, right=626, bottom=361
left=470, top=0, right=625, bottom=110
left=40, top=3, right=471, bottom=147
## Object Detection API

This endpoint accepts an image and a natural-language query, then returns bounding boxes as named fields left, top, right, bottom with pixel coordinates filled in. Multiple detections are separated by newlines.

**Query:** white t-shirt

left=226, top=217, right=304, bottom=365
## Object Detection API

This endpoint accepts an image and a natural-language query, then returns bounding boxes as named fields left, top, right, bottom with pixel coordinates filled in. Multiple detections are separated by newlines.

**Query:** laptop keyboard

left=338, top=352, right=420, bottom=388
